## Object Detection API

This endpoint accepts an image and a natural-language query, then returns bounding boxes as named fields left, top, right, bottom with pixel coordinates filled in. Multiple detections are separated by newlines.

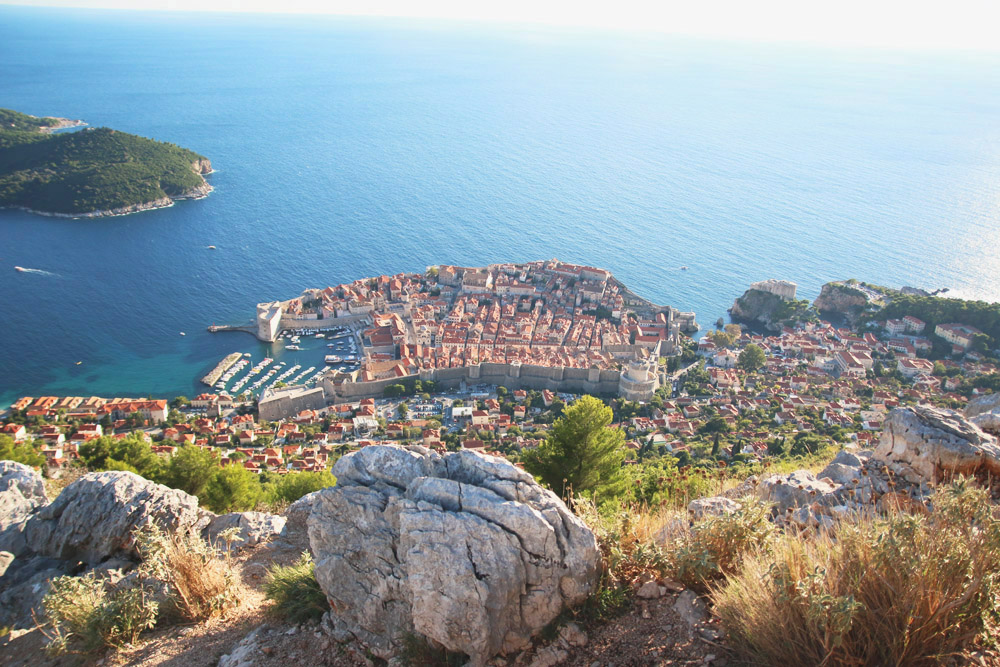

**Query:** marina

left=200, top=352, right=243, bottom=387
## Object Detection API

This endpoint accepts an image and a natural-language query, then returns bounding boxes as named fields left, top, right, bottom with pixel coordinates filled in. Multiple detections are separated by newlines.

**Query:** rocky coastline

left=37, top=117, right=88, bottom=133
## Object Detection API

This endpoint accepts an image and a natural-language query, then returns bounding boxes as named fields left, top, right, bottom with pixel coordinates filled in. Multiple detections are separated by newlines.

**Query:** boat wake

left=14, top=266, right=60, bottom=277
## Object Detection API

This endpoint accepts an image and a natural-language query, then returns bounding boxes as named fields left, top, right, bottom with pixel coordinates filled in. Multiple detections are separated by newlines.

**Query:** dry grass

left=42, top=466, right=85, bottom=499
left=574, top=499, right=678, bottom=620
left=712, top=478, right=1000, bottom=666
left=135, top=524, right=239, bottom=623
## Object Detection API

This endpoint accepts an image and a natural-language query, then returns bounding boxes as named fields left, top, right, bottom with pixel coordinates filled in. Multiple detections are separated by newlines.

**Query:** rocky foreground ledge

left=309, top=445, right=600, bottom=666
left=691, top=393, right=1000, bottom=530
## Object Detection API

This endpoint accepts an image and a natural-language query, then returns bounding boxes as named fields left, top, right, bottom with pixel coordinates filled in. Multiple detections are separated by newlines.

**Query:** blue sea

left=2, top=6, right=1000, bottom=408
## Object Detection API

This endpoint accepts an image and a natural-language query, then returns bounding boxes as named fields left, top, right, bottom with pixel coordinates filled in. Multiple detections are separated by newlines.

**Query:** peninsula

left=0, top=108, right=212, bottom=217
left=231, top=260, right=699, bottom=419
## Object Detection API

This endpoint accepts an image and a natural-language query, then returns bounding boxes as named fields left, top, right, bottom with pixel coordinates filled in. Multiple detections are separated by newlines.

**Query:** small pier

left=207, top=322, right=257, bottom=336
left=201, top=352, right=244, bottom=386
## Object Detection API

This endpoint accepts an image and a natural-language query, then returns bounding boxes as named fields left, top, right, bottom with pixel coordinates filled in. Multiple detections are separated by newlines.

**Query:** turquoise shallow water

left=2, top=6, right=1000, bottom=407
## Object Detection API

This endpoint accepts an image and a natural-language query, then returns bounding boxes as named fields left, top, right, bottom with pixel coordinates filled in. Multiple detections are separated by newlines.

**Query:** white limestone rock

left=205, top=511, right=285, bottom=551
left=817, top=462, right=861, bottom=486
left=687, top=496, right=741, bottom=520
left=967, top=394, right=1000, bottom=434
left=965, top=392, right=1000, bottom=420
left=875, top=406, right=1000, bottom=484
left=0, top=461, right=49, bottom=558
left=757, top=470, right=838, bottom=513
left=24, top=471, right=213, bottom=564
left=0, top=461, right=47, bottom=509
left=309, top=445, right=599, bottom=666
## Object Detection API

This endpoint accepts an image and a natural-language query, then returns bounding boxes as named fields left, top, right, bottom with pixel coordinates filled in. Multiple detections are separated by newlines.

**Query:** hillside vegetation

left=0, top=108, right=211, bottom=216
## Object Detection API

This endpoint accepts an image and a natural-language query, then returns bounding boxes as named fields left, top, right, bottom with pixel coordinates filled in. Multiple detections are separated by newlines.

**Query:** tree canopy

left=522, top=395, right=626, bottom=501
left=738, top=344, right=766, bottom=372
left=0, top=434, right=45, bottom=468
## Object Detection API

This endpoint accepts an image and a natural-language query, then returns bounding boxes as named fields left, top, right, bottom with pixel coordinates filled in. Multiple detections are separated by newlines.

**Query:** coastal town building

left=256, top=302, right=283, bottom=342
left=257, top=384, right=326, bottom=422
left=749, top=279, right=797, bottom=300
left=935, top=323, right=983, bottom=350
left=244, top=261, right=693, bottom=418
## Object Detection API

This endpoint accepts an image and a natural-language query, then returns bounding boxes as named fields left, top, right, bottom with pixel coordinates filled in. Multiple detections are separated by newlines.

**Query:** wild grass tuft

left=263, top=552, right=330, bottom=623
left=712, top=478, right=1000, bottom=666
left=42, top=573, right=158, bottom=654
left=134, top=522, right=239, bottom=623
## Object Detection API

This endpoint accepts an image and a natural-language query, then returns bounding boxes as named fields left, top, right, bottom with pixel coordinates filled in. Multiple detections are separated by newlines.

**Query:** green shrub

left=665, top=498, right=774, bottom=590
left=263, top=552, right=330, bottom=623
left=713, top=479, right=1000, bottom=666
left=265, top=470, right=336, bottom=505
left=574, top=498, right=672, bottom=620
left=43, top=573, right=158, bottom=653
left=0, top=434, right=45, bottom=468
left=203, top=464, right=262, bottom=513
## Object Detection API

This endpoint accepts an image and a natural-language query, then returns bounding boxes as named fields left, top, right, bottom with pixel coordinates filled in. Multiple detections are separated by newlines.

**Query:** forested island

left=0, top=108, right=212, bottom=217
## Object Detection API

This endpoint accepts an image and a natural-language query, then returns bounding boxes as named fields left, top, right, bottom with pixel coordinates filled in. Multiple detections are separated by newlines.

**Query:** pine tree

left=522, top=395, right=626, bottom=501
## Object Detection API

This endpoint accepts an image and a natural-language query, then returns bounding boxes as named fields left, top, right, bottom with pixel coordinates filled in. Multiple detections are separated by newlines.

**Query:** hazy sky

left=3, top=0, right=1000, bottom=51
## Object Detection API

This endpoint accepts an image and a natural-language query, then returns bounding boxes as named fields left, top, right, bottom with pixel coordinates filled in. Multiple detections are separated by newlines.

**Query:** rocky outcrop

left=687, top=496, right=741, bottom=520
left=813, top=282, right=870, bottom=322
left=309, top=445, right=599, bottom=666
left=757, top=470, right=839, bottom=513
left=729, top=289, right=784, bottom=331
left=0, top=557, right=75, bottom=630
left=966, top=393, right=1000, bottom=435
left=281, top=489, right=321, bottom=551
left=875, top=406, right=1000, bottom=485
left=0, top=461, right=47, bottom=509
left=24, top=471, right=213, bottom=565
left=191, top=158, right=213, bottom=175
left=205, top=511, right=285, bottom=551
left=729, top=287, right=814, bottom=332
left=0, top=461, right=48, bottom=557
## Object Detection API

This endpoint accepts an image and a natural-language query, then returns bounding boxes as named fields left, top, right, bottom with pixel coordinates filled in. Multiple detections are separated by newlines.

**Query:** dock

left=207, top=322, right=257, bottom=335
left=201, top=352, right=244, bottom=387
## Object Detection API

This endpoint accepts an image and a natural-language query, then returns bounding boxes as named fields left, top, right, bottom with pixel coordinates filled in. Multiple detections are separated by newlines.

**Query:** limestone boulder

left=965, top=392, right=1000, bottom=419
left=830, top=449, right=866, bottom=469
left=309, top=445, right=599, bottom=666
left=817, top=462, right=861, bottom=487
left=967, top=393, right=1000, bottom=435
left=0, top=461, right=49, bottom=557
left=757, top=470, right=838, bottom=513
left=204, top=511, right=285, bottom=551
left=0, top=555, right=73, bottom=629
left=687, top=496, right=741, bottom=520
left=281, top=489, right=322, bottom=546
left=0, top=461, right=47, bottom=508
left=875, top=406, right=1000, bottom=484
left=24, top=471, right=213, bottom=564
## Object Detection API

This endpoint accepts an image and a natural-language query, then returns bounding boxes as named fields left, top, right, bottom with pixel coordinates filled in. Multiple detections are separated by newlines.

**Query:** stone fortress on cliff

left=253, top=260, right=696, bottom=419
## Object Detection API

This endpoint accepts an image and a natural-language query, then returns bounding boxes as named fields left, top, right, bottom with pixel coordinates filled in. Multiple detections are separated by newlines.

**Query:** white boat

left=325, top=355, right=343, bottom=364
